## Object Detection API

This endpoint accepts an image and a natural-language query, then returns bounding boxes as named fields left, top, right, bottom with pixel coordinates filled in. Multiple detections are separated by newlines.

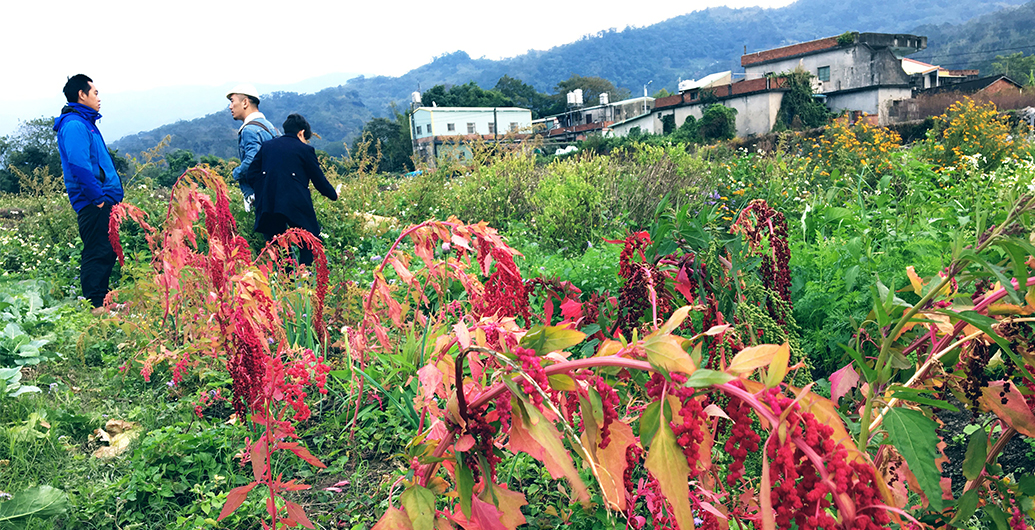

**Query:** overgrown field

left=3, top=98, right=1035, bottom=530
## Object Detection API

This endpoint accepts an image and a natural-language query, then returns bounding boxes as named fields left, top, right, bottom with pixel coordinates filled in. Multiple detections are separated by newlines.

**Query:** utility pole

left=643, top=80, right=652, bottom=114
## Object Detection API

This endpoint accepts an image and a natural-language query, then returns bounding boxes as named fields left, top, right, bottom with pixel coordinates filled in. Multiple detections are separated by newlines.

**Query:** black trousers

left=77, top=203, right=116, bottom=307
left=261, top=214, right=316, bottom=267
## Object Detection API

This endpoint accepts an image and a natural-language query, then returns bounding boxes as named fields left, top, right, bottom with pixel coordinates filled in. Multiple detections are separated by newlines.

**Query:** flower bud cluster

left=593, top=377, right=620, bottom=449
left=514, top=346, right=549, bottom=410
left=724, top=395, right=760, bottom=485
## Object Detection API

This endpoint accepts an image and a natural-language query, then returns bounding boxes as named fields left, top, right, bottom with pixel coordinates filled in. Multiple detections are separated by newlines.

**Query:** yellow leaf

left=644, top=335, right=697, bottom=377
left=728, top=343, right=785, bottom=376
left=656, top=306, right=691, bottom=336
left=644, top=411, right=696, bottom=530
left=906, top=266, right=924, bottom=295
left=764, top=343, right=791, bottom=388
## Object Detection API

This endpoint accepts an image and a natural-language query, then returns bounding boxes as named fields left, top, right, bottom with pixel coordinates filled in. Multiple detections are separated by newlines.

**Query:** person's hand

left=96, top=202, right=105, bottom=208
left=243, top=194, right=255, bottom=212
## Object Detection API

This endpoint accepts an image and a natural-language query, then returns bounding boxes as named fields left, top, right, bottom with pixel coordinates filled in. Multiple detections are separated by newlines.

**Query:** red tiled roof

left=742, top=36, right=840, bottom=67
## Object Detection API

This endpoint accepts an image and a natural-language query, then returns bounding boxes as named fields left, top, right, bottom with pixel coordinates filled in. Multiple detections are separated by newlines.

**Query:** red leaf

left=560, top=298, right=583, bottom=322
left=278, top=442, right=327, bottom=469
left=217, top=482, right=257, bottom=521
left=506, top=399, right=589, bottom=503
left=675, top=265, right=695, bottom=302
left=455, top=434, right=476, bottom=452
left=829, top=363, right=860, bottom=403
left=980, top=380, right=1035, bottom=437
left=252, top=439, right=269, bottom=482
left=285, top=501, right=315, bottom=529
left=470, top=496, right=507, bottom=530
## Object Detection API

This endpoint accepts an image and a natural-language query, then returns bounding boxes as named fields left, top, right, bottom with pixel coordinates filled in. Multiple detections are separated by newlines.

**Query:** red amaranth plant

left=108, top=167, right=332, bottom=529
left=358, top=216, right=908, bottom=530
left=731, top=198, right=793, bottom=324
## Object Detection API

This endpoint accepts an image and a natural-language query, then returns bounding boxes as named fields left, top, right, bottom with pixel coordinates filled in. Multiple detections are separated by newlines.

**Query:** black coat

left=247, top=135, right=338, bottom=237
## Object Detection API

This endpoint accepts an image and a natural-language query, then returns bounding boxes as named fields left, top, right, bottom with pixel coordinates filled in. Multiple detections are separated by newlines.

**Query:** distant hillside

left=911, top=1, right=1035, bottom=75
left=113, top=0, right=1029, bottom=160
left=115, top=87, right=374, bottom=159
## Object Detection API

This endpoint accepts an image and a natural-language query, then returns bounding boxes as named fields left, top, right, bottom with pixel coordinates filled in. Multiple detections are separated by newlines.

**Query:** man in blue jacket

left=226, top=84, right=277, bottom=212
left=54, top=74, right=124, bottom=315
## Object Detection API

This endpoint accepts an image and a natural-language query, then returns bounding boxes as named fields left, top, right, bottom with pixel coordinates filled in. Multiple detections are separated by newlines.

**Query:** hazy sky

left=2, top=0, right=794, bottom=137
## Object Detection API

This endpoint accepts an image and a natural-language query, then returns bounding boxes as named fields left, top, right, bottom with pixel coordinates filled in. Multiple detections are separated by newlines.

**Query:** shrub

left=449, top=149, right=539, bottom=229
left=807, top=117, right=902, bottom=182
left=699, top=103, right=738, bottom=141
left=532, top=156, right=607, bottom=250
left=923, top=97, right=1016, bottom=172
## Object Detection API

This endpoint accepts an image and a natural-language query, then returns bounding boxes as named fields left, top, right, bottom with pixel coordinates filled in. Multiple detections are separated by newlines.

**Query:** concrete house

left=538, top=96, right=655, bottom=141
left=741, top=32, right=927, bottom=125
left=410, top=107, right=533, bottom=163
left=644, top=32, right=931, bottom=138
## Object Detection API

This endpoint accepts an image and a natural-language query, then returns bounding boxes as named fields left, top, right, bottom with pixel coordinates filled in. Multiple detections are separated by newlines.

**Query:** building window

left=817, top=66, right=830, bottom=82
left=416, top=125, right=422, bottom=135
left=447, top=123, right=455, bottom=132
left=509, top=122, right=518, bottom=132
left=585, top=113, right=593, bottom=123
left=467, top=123, right=476, bottom=134
left=488, top=122, right=495, bottom=134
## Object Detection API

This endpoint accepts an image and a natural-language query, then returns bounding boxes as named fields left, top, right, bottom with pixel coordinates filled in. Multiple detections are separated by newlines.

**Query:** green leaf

left=547, top=374, right=576, bottom=391
left=887, top=387, right=959, bottom=411
left=457, top=454, right=474, bottom=519
left=638, top=400, right=672, bottom=449
left=984, top=504, right=1009, bottom=530
left=960, top=250, right=1021, bottom=304
left=883, top=408, right=943, bottom=511
left=845, top=265, right=860, bottom=291
left=962, top=430, right=987, bottom=481
left=520, top=325, right=586, bottom=356
left=400, top=485, right=435, bottom=530
left=1016, top=474, right=1035, bottom=496
left=840, top=344, right=877, bottom=382
left=0, top=485, right=69, bottom=524
left=684, top=369, right=736, bottom=388
left=1000, top=241, right=1030, bottom=299
left=950, top=488, right=979, bottom=526
left=644, top=408, right=696, bottom=530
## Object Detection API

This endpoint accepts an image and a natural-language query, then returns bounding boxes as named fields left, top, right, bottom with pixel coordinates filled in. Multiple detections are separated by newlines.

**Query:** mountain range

left=112, top=0, right=1035, bottom=160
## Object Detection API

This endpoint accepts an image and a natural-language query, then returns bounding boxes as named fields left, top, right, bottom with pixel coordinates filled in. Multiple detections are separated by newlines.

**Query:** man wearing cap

left=54, top=74, right=124, bottom=315
left=227, top=84, right=277, bottom=211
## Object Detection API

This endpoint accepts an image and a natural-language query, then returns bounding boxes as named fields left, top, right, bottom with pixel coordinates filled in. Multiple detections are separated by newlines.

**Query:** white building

left=409, top=107, right=533, bottom=163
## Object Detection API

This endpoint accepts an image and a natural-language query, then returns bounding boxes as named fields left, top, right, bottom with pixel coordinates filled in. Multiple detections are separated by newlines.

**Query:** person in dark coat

left=248, top=113, right=338, bottom=266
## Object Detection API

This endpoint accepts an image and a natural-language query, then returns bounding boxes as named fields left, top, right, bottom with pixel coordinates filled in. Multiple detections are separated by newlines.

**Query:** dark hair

left=282, top=113, right=312, bottom=140
left=246, top=95, right=260, bottom=107
left=63, top=74, right=93, bottom=103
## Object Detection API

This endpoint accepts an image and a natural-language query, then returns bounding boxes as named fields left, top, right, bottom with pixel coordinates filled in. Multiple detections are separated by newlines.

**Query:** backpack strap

left=241, top=120, right=273, bottom=135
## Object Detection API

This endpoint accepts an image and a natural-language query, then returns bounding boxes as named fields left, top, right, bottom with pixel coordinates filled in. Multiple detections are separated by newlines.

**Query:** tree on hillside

left=992, top=52, right=1035, bottom=85
left=352, top=112, right=413, bottom=174
left=420, top=82, right=513, bottom=108
left=494, top=75, right=555, bottom=118
left=0, top=118, right=61, bottom=193
left=554, top=75, right=631, bottom=107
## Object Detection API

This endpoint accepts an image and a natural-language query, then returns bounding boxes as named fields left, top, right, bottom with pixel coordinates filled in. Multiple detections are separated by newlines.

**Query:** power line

left=911, top=44, right=1035, bottom=61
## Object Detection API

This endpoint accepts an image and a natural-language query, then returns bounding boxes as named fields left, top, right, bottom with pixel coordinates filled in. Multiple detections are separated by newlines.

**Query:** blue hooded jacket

left=54, top=103, right=124, bottom=212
